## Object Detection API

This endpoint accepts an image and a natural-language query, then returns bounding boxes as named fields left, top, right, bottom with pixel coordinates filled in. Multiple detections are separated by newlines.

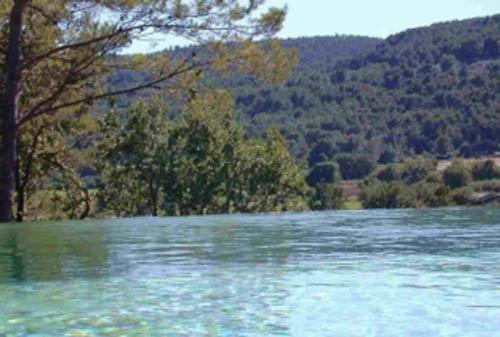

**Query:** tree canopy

left=0, top=0, right=294, bottom=222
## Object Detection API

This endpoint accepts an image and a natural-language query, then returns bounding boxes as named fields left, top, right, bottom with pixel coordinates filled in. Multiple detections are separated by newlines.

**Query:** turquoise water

left=0, top=208, right=499, bottom=337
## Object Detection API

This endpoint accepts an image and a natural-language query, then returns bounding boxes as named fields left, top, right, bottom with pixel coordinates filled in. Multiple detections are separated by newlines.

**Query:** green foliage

left=97, top=92, right=309, bottom=217
left=335, top=153, right=375, bottom=180
left=164, top=91, right=243, bottom=215
left=1, top=0, right=294, bottom=221
left=443, top=160, right=472, bottom=189
left=450, top=187, right=474, bottom=205
left=471, top=160, right=500, bottom=181
left=15, top=112, right=94, bottom=221
left=310, top=184, right=344, bottom=210
left=373, top=165, right=401, bottom=182
left=232, top=128, right=310, bottom=213
left=361, top=180, right=452, bottom=209
left=97, top=100, right=170, bottom=217
left=400, top=158, right=436, bottom=184
left=306, top=161, right=341, bottom=187
left=398, top=182, right=451, bottom=208
left=361, top=155, right=500, bottom=209
left=360, top=181, right=401, bottom=209
left=5, top=5, right=500, bottom=219
left=424, top=171, right=443, bottom=183
left=92, top=15, right=500, bottom=217
left=469, top=179, right=500, bottom=193
left=361, top=156, right=456, bottom=209
left=217, top=15, right=499, bottom=164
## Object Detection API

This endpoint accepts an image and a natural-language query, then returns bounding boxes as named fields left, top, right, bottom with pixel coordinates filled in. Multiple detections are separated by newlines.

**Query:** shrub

left=424, top=171, right=443, bottom=183
left=308, top=141, right=337, bottom=166
left=307, top=161, right=341, bottom=186
left=400, top=158, right=436, bottom=184
left=374, top=164, right=401, bottom=182
left=470, top=179, right=500, bottom=193
left=310, top=183, right=344, bottom=210
left=416, top=182, right=452, bottom=207
left=450, top=187, right=473, bottom=205
left=335, top=153, right=376, bottom=180
left=378, top=148, right=400, bottom=164
left=361, top=180, right=452, bottom=209
left=398, top=182, right=452, bottom=208
left=360, top=181, right=401, bottom=208
left=443, top=159, right=472, bottom=189
left=397, top=187, right=422, bottom=208
left=472, top=160, right=500, bottom=181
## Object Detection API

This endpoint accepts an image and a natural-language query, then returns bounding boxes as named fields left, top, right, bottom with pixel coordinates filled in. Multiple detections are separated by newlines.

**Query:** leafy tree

left=310, top=183, right=344, bottom=210
left=306, top=161, right=341, bottom=186
left=450, top=187, right=473, bottom=205
left=471, top=160, right=500, bottom=181
left=378, top=148, right=400, bottom=164
left=97, top=100, right=170, bottom=217
left=400, top=158, right=436, bottom=184
left=373, top=164, right=401, bottom=182
left=0, top=0, right=293, bottom=222
left=360, top=181, right=401, bottom=209
left=14, top=111, right=94, bottom=221
left=398, top=182, right=451, bottom=208
left=97, top=91, right=309, bottom=216
left=165, top=90, right=243, bottom=215
left=308, top=141, right=336, bottom=167
left=443, top=159, right=472, bottom=189
left=233, top=128, right=310, bottom=213
left=335, top=153, right=375, bottom=180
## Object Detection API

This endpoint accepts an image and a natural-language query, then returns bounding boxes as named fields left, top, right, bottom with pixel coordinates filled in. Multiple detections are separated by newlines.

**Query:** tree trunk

left=148, top=177, right=158, bottom=217
left=0, top=0, right=26, bottom=223
left=15, top=183, right=24, bottom=223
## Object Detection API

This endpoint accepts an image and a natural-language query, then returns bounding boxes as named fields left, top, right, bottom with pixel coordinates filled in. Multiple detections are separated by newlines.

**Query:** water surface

left=0, top=208, right=499, bottom=336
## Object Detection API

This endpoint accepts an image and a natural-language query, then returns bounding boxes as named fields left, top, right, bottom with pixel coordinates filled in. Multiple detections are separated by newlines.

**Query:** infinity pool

left=0, top=208, right=499, bottom=336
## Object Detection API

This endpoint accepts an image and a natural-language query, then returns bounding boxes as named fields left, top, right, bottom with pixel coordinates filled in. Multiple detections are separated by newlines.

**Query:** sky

left=124, top=0, right=500, bottom=54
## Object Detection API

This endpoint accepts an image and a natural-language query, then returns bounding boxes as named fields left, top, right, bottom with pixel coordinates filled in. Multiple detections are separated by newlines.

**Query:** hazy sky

left=124, top=0, right=500, bottom=54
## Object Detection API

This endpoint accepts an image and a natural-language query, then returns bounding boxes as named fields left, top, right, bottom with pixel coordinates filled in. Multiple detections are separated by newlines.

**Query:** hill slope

left=107, top=15, right=500, bottom=170
left=231, top=15, right=500, bottom=165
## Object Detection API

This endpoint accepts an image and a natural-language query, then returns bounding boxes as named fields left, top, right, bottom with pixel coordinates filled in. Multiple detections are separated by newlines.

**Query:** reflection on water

left=0, top=223, right=109, bottom=282
left=0, top=207, right=499, bottom=336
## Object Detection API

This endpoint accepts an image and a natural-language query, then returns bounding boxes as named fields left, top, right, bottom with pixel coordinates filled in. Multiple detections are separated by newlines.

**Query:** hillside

left=231, top=15, right=500, bottom=167
left=107, top=15, right=500, bottom=174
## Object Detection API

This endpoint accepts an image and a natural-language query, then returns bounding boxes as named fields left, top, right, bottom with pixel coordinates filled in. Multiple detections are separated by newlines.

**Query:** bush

left=415, top=182, right=452, bottom=207
left=395, top=182, right=451, bottom=208
left=470, top=179, right=500, bottom=193
left=335, top=153, right=376, bottom=180
left=360, top=181, right=401, bottom=208
left=400, top=158, right=436, bottom=184
left=308, top=141, right=337, bottom=166
left=397, top=187, right=421, bottom=208
left=361, top=180, right=452, bottom=209
left=443, top=160, right=472, bottom=189
left=424, top=171, right=443, bottom=183
left=450, top=187, right=473, bottom=205
left=378, top=148, right=400, bottom=164
left=373, top=164, right=401, bottom=182
left=307, top=161, right=341, bottom=186
left=472, top=160, right=500, bottom=181
left=310, top=183, right=344, bottom=210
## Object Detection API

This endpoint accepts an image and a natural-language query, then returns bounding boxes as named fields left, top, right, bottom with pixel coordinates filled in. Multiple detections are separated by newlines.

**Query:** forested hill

left=111, top=15, right=500, bottom=169
left=274, top=35, right=382, bottom=70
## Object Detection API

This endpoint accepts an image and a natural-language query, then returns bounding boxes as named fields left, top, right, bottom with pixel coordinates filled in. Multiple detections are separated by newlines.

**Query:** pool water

left=0, top=208, right=499, bottom=336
